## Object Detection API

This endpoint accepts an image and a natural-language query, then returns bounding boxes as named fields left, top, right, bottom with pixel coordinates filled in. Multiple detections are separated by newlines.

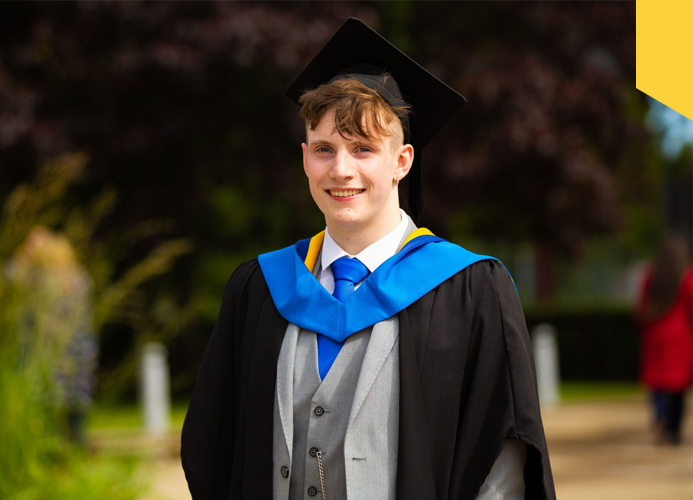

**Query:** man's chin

left=325, top=211, right=368, bottom=230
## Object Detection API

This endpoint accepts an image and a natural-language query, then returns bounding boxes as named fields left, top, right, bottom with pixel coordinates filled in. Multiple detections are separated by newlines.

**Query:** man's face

left=302, top=108, right=413, bottom=235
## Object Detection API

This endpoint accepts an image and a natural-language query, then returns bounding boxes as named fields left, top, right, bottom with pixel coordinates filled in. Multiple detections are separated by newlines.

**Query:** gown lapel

left=348, top=316, right=400, bottom=427
left=275, top=323, right=300, bottom=462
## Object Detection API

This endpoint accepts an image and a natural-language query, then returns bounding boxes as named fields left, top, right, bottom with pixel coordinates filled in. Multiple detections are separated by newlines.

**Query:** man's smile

left=328, top=189, right=366, bottom=198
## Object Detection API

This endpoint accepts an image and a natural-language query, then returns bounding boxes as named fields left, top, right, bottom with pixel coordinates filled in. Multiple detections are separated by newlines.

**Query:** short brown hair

left=299, top=76, right=411, bottom=144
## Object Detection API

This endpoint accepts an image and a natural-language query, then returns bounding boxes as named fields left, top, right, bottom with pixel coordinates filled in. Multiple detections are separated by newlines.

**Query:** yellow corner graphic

left=637, top=0, right=693, bottom=120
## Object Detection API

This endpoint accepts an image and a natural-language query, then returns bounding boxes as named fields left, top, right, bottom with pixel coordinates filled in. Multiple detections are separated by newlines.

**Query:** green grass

left=87, top=401, right=189, bottom=431
left=9, top=453, right=143, bottom=500
left=560, top=381, right=643, bottom=401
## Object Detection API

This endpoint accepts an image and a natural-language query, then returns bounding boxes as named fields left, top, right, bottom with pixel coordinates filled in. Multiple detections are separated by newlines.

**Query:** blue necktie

left=317, top=256, right=370, bottom=379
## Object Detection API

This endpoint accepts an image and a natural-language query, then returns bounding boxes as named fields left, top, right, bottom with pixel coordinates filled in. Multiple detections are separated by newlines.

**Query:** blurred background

left=0, top=2, right=690, bottom=499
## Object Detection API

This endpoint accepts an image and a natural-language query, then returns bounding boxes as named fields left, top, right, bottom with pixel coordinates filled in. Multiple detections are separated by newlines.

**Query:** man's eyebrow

left=351, top=137, right=380, bottom=148
left=309, top=137, right=338, bottom=146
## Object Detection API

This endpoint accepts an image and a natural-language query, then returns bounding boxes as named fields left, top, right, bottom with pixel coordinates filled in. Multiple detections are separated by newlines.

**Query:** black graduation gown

left=181, top=257, right=556, bottom=500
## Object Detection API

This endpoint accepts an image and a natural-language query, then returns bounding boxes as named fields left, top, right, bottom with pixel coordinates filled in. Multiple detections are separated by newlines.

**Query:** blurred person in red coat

left=637, top=233, right=692, bottom=445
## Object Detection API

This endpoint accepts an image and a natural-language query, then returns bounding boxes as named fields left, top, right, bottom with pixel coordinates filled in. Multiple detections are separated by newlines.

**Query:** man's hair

left=299, top=76, right=412, bottom=146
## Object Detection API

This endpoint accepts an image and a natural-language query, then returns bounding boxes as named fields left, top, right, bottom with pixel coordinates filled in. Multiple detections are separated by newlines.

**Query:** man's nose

left=330, top=150, right=355, bottom=179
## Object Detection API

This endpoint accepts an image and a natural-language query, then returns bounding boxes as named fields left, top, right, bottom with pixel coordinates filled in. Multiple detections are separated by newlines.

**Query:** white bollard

left=532, top=324, right=560, bottom=411
left=140, top=342, right=171, bottom=436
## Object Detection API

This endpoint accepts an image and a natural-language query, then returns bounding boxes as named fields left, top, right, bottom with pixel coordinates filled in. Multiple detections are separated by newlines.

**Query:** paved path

left=131, top=394, right=691, bottom=500
left=543, top=395, right=692, bottom=500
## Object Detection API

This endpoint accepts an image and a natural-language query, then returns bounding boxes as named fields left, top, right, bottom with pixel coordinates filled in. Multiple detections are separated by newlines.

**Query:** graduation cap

left=286, top=17, right=466, bottom=222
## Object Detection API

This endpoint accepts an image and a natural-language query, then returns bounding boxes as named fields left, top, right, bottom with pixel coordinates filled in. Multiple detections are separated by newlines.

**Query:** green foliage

left=0, top=153, right=88, bottom=261
left=1, top=153, right=197, bottom=401
left=0, top=152, right=198, bottom=494
left=0, top=254, right=140, bottom=500
left=92, top=238, right=193, bottom=332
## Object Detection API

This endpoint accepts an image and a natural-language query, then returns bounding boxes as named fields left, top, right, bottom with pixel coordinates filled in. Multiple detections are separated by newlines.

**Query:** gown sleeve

left=180, top=259, right=258, bottom=499
left=481, top=260, right=555, bottom=500
left=396, top=259, right=556, bottom=500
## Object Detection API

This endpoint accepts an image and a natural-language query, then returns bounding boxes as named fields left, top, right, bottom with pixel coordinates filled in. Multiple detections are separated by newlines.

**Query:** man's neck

left=327, top=211, right=403, bottom=256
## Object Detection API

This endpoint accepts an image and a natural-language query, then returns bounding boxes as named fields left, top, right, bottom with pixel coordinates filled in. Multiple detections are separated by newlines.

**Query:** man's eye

left=316, top=147, right=331, bottom=153
left=356, top=147, right=372, bottom=153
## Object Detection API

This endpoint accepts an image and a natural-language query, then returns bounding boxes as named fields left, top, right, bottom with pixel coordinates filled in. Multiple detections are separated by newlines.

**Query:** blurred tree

left=0, top=153, right=194, bottom=401
left=0, top=158, right=146, bottom=499
left=0, top=2, right=651, bottom=384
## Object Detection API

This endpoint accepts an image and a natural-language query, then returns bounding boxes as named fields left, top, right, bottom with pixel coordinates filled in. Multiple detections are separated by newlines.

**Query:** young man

left=182, top=18, right=555, bottom=500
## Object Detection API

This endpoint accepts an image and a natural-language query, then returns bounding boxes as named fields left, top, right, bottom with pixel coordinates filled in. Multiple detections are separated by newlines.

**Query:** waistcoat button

left=309, top=447, right=319, bottom=457
left=280, top=465, right=289, bottom=478
left=307, top=486, right=318, bottom=496
left=314, top=406, right=324, bottom=416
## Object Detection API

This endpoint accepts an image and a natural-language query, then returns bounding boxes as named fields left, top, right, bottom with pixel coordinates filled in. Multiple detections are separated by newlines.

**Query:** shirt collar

left=321, top=209, right=410, bottom=274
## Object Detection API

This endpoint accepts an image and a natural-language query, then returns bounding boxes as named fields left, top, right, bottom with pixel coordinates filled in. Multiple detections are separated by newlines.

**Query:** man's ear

left=395, top=144, right=414, bottom=182
left=301, top=142, right=309, bottom=176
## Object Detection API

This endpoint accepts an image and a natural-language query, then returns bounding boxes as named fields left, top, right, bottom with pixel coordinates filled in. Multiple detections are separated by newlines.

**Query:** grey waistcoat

left=273, top=219, right=417, bottom=500
left=273, top=265, right=402, bottom=500
left=273, top=317, right=400, bottom=500
left=290, top=326, right=371, bottom=499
